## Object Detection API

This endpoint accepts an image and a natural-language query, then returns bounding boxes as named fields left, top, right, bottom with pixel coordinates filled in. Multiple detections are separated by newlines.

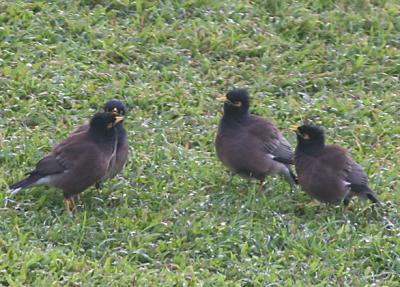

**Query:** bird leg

left=64, top=198, right=72, bottom=213
left=95, top=182, right=102, bottom=193
left=343, top=198, right=350, bottom=212
left=257, top=180, right=265, bottom=195
left=308, top=200, right=321, bottom=208
left=64, top=197, right=76, bottom=214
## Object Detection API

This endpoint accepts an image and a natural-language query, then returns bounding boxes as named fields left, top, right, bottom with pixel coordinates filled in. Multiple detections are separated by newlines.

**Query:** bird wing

left=46, top=132, right=111, bottom=178
left=345, top=161, right=369, bottom=186
left=321, top=145, right=368, bottom=185
left=247, top=115, right=294, bottom=164
left=30, top=135, right=96, bottom=176
left=29, top=155, right=68, bottom=176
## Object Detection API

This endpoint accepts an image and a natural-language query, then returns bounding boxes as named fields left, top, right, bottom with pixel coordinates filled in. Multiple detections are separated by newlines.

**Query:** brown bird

left=72, top=100, right=128, bottom=192
left=9, top=112, right=124, bottom=212
left=215, top=89, right=297, bottom=193
left=292, top=124, right=381, bottom=207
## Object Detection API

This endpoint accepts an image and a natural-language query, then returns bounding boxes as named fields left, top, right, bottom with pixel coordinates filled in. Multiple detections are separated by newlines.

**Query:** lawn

left=0, top=0, right=399, bottom=285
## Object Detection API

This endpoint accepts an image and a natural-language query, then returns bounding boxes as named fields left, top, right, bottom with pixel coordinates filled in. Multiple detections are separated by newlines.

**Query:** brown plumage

left=292, top=124, right=381, bottom=206
left=9, top=112, right=124, bottom=212
left=215, top=89, right=297, bottom=192
left=72, top=100, right=128, bottom=191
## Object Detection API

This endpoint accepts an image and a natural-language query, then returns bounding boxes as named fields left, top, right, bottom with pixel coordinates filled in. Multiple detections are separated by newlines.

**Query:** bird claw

left=95, top=183, right=102, bottom=193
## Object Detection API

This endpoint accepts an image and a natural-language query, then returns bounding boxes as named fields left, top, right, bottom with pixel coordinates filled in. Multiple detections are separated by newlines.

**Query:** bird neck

left=88, top=127, right=117, bottom=144
left=296, top=141, right=325, bottom=156
left=222, top=110, right=249, bottom=124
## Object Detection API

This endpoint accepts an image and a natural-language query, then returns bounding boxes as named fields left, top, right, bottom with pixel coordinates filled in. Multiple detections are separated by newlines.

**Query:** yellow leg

left=257, top=180, right=265, bottom=195
left=309, top=199, right=321, bottom=207
left=64, top=197, right=77, bottom=213
left=64, top=198, right=72, bottom=213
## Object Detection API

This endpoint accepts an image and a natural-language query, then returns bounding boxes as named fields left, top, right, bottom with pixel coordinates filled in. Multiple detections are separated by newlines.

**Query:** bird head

left=219, top=88, right=250, bottom=117
left=291, top=124, right=325, bottom=149
left=104, top=100, right=127, bottom=117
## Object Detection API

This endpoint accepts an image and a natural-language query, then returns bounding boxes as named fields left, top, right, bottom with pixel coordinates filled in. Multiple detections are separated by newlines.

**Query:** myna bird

left=9, top=112, right=124, bottom=212
left=292, top=124, right=381, bottom=207
left=72, top=100, right=128, bottom=192
left=215, top=89, right=297, bottom=192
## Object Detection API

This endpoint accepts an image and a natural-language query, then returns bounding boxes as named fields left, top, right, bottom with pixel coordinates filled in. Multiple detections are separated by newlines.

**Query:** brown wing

left=321, top=146, right=369, bottom=186
left=30, top=136, right=106, bottom=177
left=320, top=145, right=352, bottom=180
left=28, top=155, right=68, bottom=176
left=345, top=161, right=369, bottom=186
left=247, top=115, right=294, bottom=164
left=52, top=133, right=111, bottom=173
left=51, top=133, right=114, bottom=195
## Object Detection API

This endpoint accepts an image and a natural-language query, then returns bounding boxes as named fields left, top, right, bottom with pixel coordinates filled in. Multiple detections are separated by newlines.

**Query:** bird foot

left=95, top=182, right=102, bottom=193
left=257, top=181, right=266, bottom=196
left=64, top=197, right=77, bottom=214
left=308, top=200, right=321, bottom=207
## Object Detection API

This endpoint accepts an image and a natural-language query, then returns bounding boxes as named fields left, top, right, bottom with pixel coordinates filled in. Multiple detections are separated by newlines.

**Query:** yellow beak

left=290, top=124, right=299, bottom=132
left=218, top=95, right=242, bottom=107
left=115, top=116, right=124, bottom=124
left=218, top=95, right=228, bottom=102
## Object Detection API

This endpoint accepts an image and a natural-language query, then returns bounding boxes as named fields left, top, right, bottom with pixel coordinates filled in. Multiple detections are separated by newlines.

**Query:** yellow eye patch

left=232, top=101, right=242, bottom=107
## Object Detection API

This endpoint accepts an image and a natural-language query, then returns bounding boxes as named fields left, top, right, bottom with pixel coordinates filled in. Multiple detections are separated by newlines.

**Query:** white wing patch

left=35, top=176, right=53, bottom=185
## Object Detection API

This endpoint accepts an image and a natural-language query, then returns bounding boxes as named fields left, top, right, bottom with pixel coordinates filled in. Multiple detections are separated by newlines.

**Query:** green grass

left=1, top=0, right=399, bottom=285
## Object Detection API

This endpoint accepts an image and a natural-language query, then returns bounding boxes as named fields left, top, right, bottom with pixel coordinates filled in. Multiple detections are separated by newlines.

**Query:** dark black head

left=89, top=112, right=124, bottom=133
left=104, top=100, right=127, bottom=116
left=292, top=124, right=325, bottom=155
left=221, top=89, right=250, bottom=118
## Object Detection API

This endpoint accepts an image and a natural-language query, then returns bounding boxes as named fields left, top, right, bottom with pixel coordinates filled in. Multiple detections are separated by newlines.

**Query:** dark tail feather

left=9, top=175, right=39, bottom=195
left=365, top=191, right=382, bottom=207
left=273, top=156, right=294, bottom=165
left=351, top=184, right=382, bottom=207
left=289, top=168, right=298, bottom=185
left=282, top=166, right=298, bottom=188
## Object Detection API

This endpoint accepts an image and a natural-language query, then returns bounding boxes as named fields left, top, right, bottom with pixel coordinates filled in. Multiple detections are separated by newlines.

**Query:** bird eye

left=107, top=123, right=113, bottom=129
left=303, top=133, right=310, bottom=140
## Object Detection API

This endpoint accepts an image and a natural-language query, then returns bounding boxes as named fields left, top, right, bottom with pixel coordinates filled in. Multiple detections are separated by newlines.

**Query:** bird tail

left=365, top=190, right=382, bottom=207
left=351, top=184, right=382, bottom=207
left=288, top=168, right=298, bottom=185
left=9, top=175, right=39, bottom=196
